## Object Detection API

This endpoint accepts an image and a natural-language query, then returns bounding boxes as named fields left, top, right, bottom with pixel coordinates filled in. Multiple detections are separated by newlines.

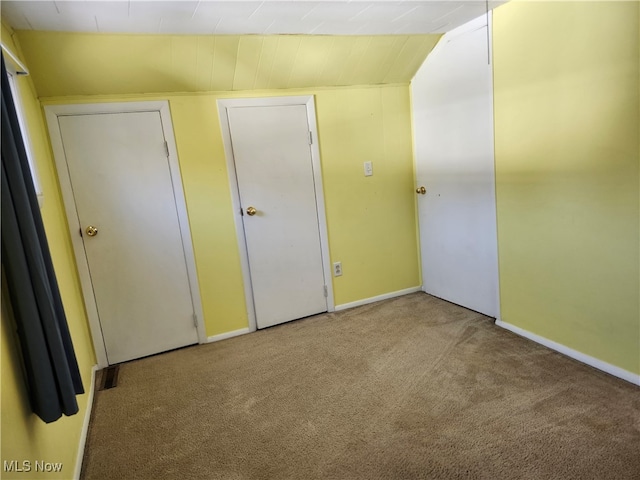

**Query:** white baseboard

left=74, top=364, right=98, bottom=480
left=207, top=327, right=252, bottom=343
left=495, top=320, right=640, bottom=386
left=334, top=286, right=422, bottom=312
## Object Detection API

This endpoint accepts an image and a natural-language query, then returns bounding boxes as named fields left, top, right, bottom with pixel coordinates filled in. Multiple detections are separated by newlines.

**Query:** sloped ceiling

left=15, top=31, right=441, bottom=97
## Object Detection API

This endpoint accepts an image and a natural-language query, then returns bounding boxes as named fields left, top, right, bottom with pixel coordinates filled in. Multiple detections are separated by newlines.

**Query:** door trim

left=217, top=95, right=335, bottom=332
left=45, top=101, right=207, bottom=367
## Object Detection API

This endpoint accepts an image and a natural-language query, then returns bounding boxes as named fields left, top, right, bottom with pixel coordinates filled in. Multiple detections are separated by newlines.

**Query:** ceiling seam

left=208, top=36, right=216, bottom=91
left=382, top=36, right=411, bottom=84
left=285, top=37, right=303, bottom=89
left=252, top=37, right=266, bottom=90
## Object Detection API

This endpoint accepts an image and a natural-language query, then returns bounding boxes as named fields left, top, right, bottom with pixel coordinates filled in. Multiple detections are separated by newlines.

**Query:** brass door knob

left=246, top=207, right=257, bottom=216
left=416, top=186, right=426, bottom=195
left=85, top=225, right=99, bottom=237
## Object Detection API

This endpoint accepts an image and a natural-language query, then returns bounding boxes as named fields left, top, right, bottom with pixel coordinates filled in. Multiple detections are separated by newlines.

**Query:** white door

left=227, top=104, right=328, bottom=329
left=58, top=111, right=199, bottom=364
left=411, top=15, right=499, bottom=317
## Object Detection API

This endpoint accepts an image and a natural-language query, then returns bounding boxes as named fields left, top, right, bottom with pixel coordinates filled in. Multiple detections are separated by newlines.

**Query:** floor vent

left=100, top=365, right=120, bottom=390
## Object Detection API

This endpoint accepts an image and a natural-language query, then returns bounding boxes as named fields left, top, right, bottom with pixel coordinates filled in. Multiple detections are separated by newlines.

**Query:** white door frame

left=217, top=95, right=335, bottom=332
left=45, top=101, right=207, bottom=368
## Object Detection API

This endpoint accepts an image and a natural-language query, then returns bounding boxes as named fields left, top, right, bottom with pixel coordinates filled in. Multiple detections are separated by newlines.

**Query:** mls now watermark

left=4, top=460, right=64, bottom=473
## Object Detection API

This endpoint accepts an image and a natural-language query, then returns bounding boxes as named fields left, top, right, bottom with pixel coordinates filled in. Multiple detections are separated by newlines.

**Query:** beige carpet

left=81, top=293, right=640, bottom=480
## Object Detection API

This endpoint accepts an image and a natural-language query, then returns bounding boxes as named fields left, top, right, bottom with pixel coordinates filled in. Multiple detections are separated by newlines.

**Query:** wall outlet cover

left=333, top=262, right=342, bottom=277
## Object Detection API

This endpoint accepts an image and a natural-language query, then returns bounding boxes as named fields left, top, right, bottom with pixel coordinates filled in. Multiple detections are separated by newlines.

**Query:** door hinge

left=192, top=313, right=198, bottom=328
left=163, top=141, right=169, bottom=157
left=323, top=285, right=328, bottom=298
left=308, top=131, right=313, bottom=145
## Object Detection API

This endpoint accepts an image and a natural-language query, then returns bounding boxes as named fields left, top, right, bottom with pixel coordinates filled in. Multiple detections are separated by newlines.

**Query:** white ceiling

left=1, top=1, right=506, bottom=35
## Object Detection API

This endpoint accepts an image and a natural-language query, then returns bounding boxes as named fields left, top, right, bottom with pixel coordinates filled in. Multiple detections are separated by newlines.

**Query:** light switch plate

left=364, top=161, right=373, bottom=177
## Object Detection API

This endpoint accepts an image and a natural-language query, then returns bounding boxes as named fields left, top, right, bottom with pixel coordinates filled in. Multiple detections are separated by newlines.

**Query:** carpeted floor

left=81, top=293, right=640, bottom=480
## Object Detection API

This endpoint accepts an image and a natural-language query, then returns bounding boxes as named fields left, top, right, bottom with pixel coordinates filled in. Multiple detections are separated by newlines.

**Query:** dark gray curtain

left=1, top=55, right=84, bottom=423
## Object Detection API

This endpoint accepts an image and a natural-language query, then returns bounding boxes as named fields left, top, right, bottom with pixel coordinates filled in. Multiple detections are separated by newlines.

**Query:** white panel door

left=412, top=15, right=499, bottom=317
left=227, top=105, right=327, bottom=329
left=58, top=111, right=198, bottom=364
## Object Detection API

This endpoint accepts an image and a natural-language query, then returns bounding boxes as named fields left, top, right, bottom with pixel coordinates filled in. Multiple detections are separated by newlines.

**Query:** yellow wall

left=9, top=29, right=424, bottom=337
left=16, top=31, right=440, bottom=97
left=493, top=1, right=640, bottom=374
left=175, top=86, right=420, bottom=321
left=316, top=87, right=420, bottom=302
left=40, top=85, right=421, bottom=335
left=1, top=22, right=96, bottom=479
left=10, top=29, right=424, bottom=338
